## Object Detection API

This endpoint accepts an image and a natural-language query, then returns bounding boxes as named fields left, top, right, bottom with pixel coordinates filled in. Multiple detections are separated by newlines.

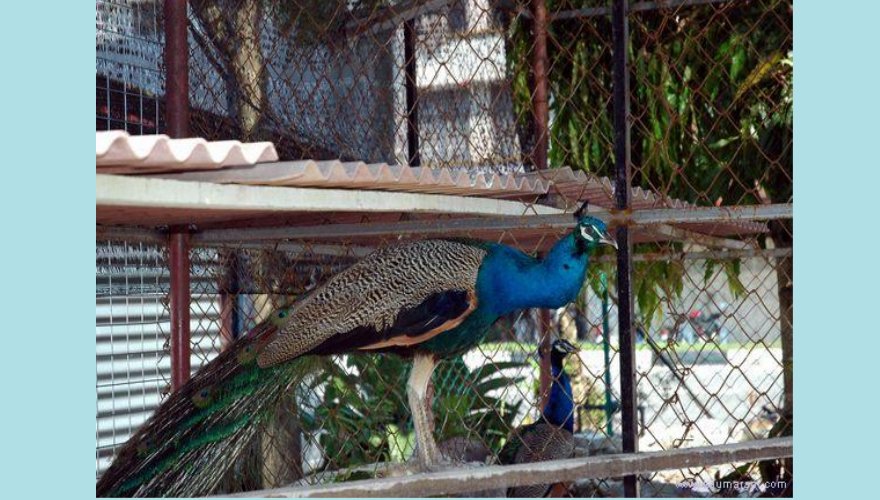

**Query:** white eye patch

left=580, top=225, right=595, bottom=242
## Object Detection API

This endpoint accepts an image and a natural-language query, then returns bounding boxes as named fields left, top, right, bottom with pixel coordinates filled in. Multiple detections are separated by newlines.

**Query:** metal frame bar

left=96, top=225, right=166, bottom=244
left=163, top=0, right=189, bottom=138
left=346, top=0, right=735, bottom=35
left=648, top=224, right=752, bottom=250
left=615, top=204, right=792, bottom=225
left=404, top=18, right=421, bottom=166
left=96, top=225, right=789, bottom=261
left=168, top=231, right=191, bottom=391
left=529, top=0, right=554, bottom=424
left=611, top=0, right=640, bottom=495
left=346, top=0, right=455, bottom=38
left=164, top=0, right=191, bottom=395
left=220, top=437, right=792, bottom=498
left=509, top=0, right=737, bottom=21
left=530, top=0, right=550, bottom=171
left=192, top=204, right=791, bottom=243
left=594, top=247, right=793, bottom=263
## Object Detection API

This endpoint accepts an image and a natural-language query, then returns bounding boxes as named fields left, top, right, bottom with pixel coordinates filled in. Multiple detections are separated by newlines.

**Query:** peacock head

left=550, top=338, right=580, bottom=365
left=574, top=201, right=617, bottom=250
left=537, top=338, right=580, bottom=365
left=552, top=338, right=579, bottom=355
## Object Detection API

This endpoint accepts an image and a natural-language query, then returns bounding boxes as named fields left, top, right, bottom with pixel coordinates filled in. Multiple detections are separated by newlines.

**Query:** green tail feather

left=96, top=324, right=321, bottom=497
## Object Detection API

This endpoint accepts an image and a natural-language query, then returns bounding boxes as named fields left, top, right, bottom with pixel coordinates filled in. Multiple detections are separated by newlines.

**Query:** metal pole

left=218, top=250, right=241, bottom=349
left=169, top=231, right=192, bottom=391
left=193, top=204, right=792, bottom=244
left=404, top=19, right=421, bottom=166
left=529, top=0, right=553, bottom=410
left=600, top=273, right=615, bottom=437
left=225, top=438, right=793, bottom=497
left=538, top=308, right=553, bottom=410
left=164, top=0, right=191, bottom=392
left=612, top=0, right=640, bottom=496
left=530, top=0, right=550, bottom=171
left=164, top=0, right=189, bottom=138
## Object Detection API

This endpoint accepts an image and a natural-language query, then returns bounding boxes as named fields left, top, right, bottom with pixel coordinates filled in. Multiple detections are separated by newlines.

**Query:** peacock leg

left=407, top=353, right=442, bottom=470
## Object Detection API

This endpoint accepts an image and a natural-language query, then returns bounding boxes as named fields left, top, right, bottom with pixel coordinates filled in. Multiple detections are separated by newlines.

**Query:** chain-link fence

left=96, top=0, right=792, bottom=496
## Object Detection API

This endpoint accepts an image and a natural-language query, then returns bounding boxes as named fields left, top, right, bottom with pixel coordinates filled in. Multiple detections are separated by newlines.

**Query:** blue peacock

left=499, top=338, right=579, bottom=497
left=96, top=205, right=615, bottom=497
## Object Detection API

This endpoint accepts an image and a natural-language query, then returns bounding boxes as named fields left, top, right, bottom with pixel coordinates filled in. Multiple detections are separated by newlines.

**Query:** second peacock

left=97, top=205, right=616, bottom=497
left=499, top=339, right=580, bottom=497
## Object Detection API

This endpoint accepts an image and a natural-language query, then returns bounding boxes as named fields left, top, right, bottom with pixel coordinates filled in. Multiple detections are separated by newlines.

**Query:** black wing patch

left=308, top=289, right=473, bottom=355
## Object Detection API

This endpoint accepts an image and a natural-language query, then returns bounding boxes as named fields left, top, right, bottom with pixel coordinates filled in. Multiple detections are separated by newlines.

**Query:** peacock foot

left=408, top=441, right=453, bottom=472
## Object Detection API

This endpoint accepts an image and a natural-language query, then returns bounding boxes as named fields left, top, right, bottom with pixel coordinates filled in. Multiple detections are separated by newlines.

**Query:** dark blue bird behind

left=543, top=343, right=576, bottom=433
left=499, top=339, right=579, bottom=497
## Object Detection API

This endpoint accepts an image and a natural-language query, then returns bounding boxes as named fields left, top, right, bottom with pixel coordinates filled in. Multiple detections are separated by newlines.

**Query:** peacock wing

left=257, top=239, right=487, bottom=367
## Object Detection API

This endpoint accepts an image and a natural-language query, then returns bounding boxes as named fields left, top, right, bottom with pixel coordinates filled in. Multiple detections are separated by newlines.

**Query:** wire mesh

left=96, top=0, right=165, bottom=134
left=185, top=0, right=525, bottom=169
left=95, top=0, right=792, bottom=496
left=96, top=240, right=227, bottom=478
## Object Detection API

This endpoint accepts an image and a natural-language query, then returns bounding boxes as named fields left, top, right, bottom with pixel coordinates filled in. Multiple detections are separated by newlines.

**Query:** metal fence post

left=404, top=18, right=421, bottom=167
left=164, top=0, right=191, bottom=391
left=612, top=0, right=640, bottom=496
left=538, top=308, right=553, bottom=410
left=529, top=0, right=554, bottom=409
left=218, top=250, right=241, bottom=349
left=530, top=0, right=550, bottom=170
left=164, top=0, right=189, bottom=138
left=169, top=231, right=192, bottom=391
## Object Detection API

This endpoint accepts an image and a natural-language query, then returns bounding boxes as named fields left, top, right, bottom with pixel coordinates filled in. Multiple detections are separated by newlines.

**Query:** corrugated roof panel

left=151, top=160, right=551, bottom=199
left=96, top=133, right=767, bottom=241
left=96, top=130, right=278, bottom=173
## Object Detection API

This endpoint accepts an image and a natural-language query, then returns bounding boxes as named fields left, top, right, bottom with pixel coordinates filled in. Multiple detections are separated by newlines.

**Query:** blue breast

left=475, top=237, right=590, bottom=317
left=543, top=363, right=575, bottom=433
left=417, top=237, right=590, bottom=358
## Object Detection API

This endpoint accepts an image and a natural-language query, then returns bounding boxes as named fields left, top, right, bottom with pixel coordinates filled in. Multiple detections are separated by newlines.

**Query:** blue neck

left=543, top=357, right=575, bottom=432
left=476, top=233, right=591, bottom=317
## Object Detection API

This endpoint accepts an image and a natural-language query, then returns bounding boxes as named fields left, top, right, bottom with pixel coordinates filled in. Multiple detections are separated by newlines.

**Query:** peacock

left=499, top=339, right=579, bottom=497
left=96, top=205, right=615, bottom=497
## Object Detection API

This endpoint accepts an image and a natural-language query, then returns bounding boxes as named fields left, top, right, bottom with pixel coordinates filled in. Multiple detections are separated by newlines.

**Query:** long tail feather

left=96, top=322, right=320, bottom=497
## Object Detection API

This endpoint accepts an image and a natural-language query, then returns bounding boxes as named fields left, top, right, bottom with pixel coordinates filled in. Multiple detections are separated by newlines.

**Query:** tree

left=189, top=0, right=390, bottom=141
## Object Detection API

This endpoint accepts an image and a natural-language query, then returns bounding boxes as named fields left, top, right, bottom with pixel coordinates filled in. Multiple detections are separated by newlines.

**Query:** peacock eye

left=278, top=310, right=288, bottom=319
left=579, top=225, right=595, bottom=242
left=192, top=386, right=214, bottom=408
left=237, top=344, right=258, bottom=364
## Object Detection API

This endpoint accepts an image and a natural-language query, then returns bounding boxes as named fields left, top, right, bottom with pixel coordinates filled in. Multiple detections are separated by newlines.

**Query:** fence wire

left=96, top=0, right=792, bottom=496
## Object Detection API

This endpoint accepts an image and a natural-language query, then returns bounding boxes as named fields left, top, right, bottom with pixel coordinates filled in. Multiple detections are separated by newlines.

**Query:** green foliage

left=509, top=0, right=792, bottom=322
left=297, top=356, right=406, bottom=468
left=434, top=359, right=525, bottom=448
left=299, top=354, right=526, bottom=471
left=634, top=259, right=685, bottom=327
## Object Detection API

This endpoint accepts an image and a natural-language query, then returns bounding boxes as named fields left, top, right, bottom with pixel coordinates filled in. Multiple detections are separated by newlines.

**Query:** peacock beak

left=554, top=339, right=580, bottom=354
left=599, top=229, right=618, bottom=250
